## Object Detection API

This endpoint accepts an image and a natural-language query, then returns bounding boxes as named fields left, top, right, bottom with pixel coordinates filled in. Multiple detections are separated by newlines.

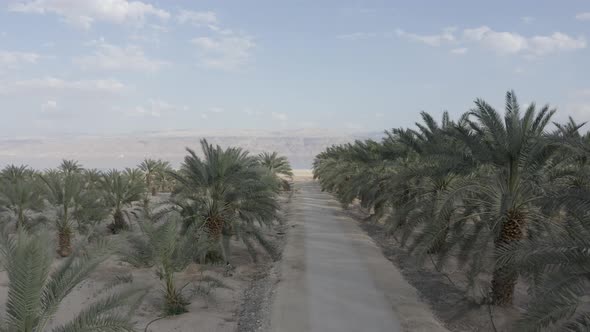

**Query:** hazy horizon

left=0, top=128, right=383, bottom=169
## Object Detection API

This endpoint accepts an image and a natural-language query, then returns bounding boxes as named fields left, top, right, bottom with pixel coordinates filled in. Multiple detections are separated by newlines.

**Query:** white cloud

left=131, top=99, right=176, bottom=117
left=74, top=41, right=168, bottom=72
left=0, top=50, right=41, bottom=68
left=191, top=35, right=255, bottom=70
left=375, top=112, right=385, bottom=118
left=209, top=107, right=224, bottom=113
left=395, top=27, right=456, bottom=47
left=177, top=10, right=217, bottom=27
left=397, top=25, right=586, bottom=57
left=528, top=32, right=587, bottom=56
left=40, top=99, right=57, bottom=112
left=463, top=26, right=528, bottom=54
left=521, top=16, right=534, bottom=24
left=337, top=32, right=377, bottom=40
left=271, top=112, right=287, bottom=121
left=200, top=113, right=208, bottom=119
left=450, top=47, right=468, bottom=55
left=10, top=0, right=170, bottom=29
left=575, top=12, right=590, bottom=21
left=243, top=108, right=263, bottom=116
left=0, top=77, right=128, bottom=95
left=463, top=26, right=586, bottom=56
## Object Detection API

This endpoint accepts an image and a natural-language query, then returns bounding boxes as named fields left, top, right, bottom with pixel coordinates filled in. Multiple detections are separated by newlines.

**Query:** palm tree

left=39, top=169, right=84, bottom=256
left=155, top=161, right=175, bottom=193
left=451, top=91, right=556, bottom=305
left=0, top=228, right=146, bottom=331
left=124, top=167, right=145, bottom=185
left=122, top=215, right=199, bottom=315
left=58, top=159, right=84, bottom=174
left=171, top=140, right=280, bottom=263
left=494, top=121, right=590, bottom=330
left=139, top=158, right=164, bottom=196
left=83, top=168, right=103, bottom=190
left=0, top=164, right=35, bottom=182
left=0, top=171, right=44, bottom=230
left=385, top=112, right=475, bottom=255
left=257, top=152, right=294, bottom=191
left=100, top=170, right=146, bottom=233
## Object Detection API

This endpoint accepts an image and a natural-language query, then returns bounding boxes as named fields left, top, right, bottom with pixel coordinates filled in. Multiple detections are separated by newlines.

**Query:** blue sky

left=0, top=0, right=589, bottom=136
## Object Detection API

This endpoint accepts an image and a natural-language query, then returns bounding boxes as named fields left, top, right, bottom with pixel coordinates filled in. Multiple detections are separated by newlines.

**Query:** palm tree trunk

left=16, top=207, right=25, bottom=230
left=151, top=186, right=157, bottom=196
left=57, top=227, right=72, bottom=257
left=491, top=209, right=524, bottom=305
left=206, top=216, right=224, bottom=240
left=109, top=209, right=128, bottom=234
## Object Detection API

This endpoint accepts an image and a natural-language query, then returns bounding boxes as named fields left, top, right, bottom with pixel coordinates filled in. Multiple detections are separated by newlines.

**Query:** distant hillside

left=0, top=129, right=384, bottom=169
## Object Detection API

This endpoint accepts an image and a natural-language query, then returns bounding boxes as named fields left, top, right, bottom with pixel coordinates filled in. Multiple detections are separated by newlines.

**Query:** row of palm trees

left=0, top=139, right=293, bottom=331
left=313, top=91, right=590, bottom=331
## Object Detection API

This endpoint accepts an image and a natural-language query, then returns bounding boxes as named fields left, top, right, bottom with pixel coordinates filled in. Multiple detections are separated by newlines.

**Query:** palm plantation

left=1, top=89, right=588, bottom=330
left=0, top=144, right=291, bottom=331
left=313, top=91, right=590, bottom=330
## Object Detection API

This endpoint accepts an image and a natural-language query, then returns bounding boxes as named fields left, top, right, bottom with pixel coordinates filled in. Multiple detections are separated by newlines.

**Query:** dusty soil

left=344, top=206, right=523, bottom=332
left=237, top=190, right=293, bottom=332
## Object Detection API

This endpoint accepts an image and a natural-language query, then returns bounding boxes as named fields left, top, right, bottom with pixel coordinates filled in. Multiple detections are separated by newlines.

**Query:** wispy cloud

left=450, top=47, right=468, bottom=55
left=395, top=27, right=456, bottom=47
left=271, top=112, right=287, bottom=121
left=209, top=107, right=224, bottom=113
left=0, top=77, right=128, bottom=95
left=575, top=12, right=590, bottom=21
left=396, top=25, right=586, bottom=57
left=463, top=26, right=586, bottom=56
left=129, top=99, right=177, bottom=117
left=521, top=16, right=534, bottom=24
left=177, top=10, right=217, bottom=27
left=10, top=0, right=170, bottom=29
left=243, top=107, right=263, bottom=116
left=191, top=34, right=255, bottom=70
left=0, top=50, right=41, bottom=69
left=74, top=40, right=169, bottom=72
left=337, top=32, right=377, bottom=40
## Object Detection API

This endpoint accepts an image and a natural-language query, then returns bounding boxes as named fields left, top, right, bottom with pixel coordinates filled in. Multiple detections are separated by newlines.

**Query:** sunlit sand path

left=269, top=175, right=448, bottom=332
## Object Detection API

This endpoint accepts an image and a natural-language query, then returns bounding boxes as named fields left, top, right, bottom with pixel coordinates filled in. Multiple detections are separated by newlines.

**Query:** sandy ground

left=346, top=204, right=523, bottom=331
left=268, top=174, right=448, bottom=332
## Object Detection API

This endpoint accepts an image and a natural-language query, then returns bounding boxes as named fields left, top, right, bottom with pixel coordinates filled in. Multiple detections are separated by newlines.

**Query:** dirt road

left=268, top=177, right=448, bottom=332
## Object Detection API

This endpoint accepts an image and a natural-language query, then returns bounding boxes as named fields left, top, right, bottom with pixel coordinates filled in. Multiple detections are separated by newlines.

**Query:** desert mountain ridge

left=0, top=128, right=384, bottom=169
